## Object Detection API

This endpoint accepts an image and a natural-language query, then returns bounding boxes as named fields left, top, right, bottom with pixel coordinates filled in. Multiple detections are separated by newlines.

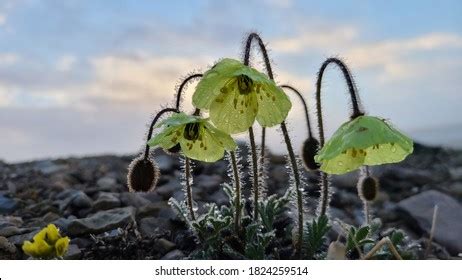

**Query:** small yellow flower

left=22, top=224, right=70, bottom=259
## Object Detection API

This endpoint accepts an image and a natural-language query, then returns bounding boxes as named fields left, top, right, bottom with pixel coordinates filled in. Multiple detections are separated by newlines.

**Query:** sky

left=0, top=0, right=461, bottom=162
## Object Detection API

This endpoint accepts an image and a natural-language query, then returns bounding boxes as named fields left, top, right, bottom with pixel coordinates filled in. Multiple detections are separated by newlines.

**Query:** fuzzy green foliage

left=303, top=215, right=331, bottom=259
left=170, top=184, right=292, bottom=259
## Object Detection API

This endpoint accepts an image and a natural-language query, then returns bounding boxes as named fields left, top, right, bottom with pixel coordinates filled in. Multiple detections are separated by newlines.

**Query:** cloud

left=0, top=53, right=19, bottom=65
left=86, top=54, right=212, bottom=107
left=0, top=14, right=6, bottom=26
left=272, top=26, right=359, bottom=53
left=55, top=55, right=77, bottom=72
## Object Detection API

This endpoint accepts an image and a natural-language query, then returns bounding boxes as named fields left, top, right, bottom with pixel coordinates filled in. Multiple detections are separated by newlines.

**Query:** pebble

left=398, top=190, right=462, bottom=255
left=92, top=192, right=121, bottom=211
left=0, top=195, right=17, bottom=214
left=67, top=207, right=135, bottom=236
left=161, top=249, right=185, bottom=260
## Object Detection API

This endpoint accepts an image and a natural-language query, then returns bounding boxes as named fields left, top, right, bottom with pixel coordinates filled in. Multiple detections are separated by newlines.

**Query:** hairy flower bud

left=301, top=137, right=320, bottom=171
left=127, top=156, right=160, bottom=192
left=357, top=175, right=379, bottom=201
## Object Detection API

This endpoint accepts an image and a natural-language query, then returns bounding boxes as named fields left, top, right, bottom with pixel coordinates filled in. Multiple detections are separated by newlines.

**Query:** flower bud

left=357, top=175, right=379, bottom=201
left=301, top=137, right=320, bottom=171
left=127, top=156, right=159, bottom=192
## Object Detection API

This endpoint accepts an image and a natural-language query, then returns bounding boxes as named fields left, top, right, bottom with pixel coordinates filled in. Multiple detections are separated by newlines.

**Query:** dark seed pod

left=165, top=143, right=181, bottom=155
left=301, top=137, right=320, bottom=171
left=127, top=156, right=160, bottom=192
left=357, top=175, right=379, bottom=201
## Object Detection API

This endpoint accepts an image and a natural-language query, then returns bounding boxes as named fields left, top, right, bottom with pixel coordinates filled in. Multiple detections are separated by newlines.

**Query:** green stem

left=185, top=157, right=196, bottom=221
left=316, top=58, right=365, bottom=216
left=280, top=121, right=303, bottom=258
left=248, top=126, right=260, bottom=221
left=230, top=151, right=242, bottom=233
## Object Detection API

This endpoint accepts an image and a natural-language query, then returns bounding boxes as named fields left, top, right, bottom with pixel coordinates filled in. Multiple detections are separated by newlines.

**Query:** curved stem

left=316, top=57, right=365, bottom=216
left=230, top=151, right=242, bottom=233
left=243, top=33, right=274, bottom=79
left=280, top=121, right=303, bottom=258
left=143, top=107, right=178, bottom=160
left=243, top=33, right=274, bottom=176
left=185, top=157, right=196, bottom=221
left=175, top=74, right=203, bottom=111
left=248, top=126, right=259, bottom=221
left=281, top=84, right=314, bottom=138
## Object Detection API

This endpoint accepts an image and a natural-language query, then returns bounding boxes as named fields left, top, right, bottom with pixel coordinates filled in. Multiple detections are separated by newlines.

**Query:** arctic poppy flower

left=147, top=112, right=236, bottom=162
left=315, top=116, right=413, bottom=174
left=192, top=58, right=291, bottom=134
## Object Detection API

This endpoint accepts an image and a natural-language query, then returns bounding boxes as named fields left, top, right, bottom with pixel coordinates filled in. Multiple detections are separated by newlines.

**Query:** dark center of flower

left=184, top=123, right=201, bottom=141
left=237, top=74, right=253, bottom=95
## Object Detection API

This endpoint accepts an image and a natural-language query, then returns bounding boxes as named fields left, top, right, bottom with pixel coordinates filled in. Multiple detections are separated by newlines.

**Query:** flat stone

left=8, top=229, right=40, bottom=246
left=0, top=236, right=16, bottom=254
left=97, top=177, right=117, bottom=189
left=67, top=207, right=135, bottom=236
left=64, top=244, right=81, bottom=259
left=137, top=201, right=169, bottom=218
left=138, top=217, right=172, bottom=236
left=161, top=249, right=185, bottom=260
left=155, top=180, right=181, bottom=198
left=120, top=192, right=151, bottom=208
left=0, top=215, right=23, bottom=228
left=34, top=160, right=66, bottom=175
left=71, top=191, right=93, bottom=209
left=0, top=226, right=30, bottom=237
left=398, top=190, right=462, bottom=255
left=0, top=195, right=17, bottom=214
left=195, top=174, right=222, bottom=194
left=156, top=238, right=176, bottom=253
left=93, top=192, right=121, bottom=211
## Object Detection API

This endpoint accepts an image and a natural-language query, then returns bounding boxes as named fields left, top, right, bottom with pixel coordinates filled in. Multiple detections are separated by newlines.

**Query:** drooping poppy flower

left=192, top=58, right=292, bottom=134
left=315, top=116, right=413, bottom=174
left=22, top=224, right=70, bottom=258
left=147, top=112, right=236, bottom=162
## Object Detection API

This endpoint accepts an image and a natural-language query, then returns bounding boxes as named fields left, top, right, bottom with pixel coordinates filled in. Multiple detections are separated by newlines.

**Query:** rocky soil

left=1, top=143, right=461, bottom=259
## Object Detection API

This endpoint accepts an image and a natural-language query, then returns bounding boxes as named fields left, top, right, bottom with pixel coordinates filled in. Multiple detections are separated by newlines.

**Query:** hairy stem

left=230, top=151, right=242, bottom=233
left=185, top=157, right=196, bottom=221
left=243, top=33, right=274, bottom=191
left=175, top=74, right=203, bottom=110
left=281, top=84, right=314, bottom=138
left=316, top=57, right=365, bottom=216
left=248, top=126, right=259, bottom=221
left=143, top=107, right=178, bottom=160
left=280, top=121, right=303, bottom=258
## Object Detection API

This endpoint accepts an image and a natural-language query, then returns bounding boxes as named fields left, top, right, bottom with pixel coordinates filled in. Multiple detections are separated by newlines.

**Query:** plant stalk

left=230, top=151, right=242, bottom=233
left=316, top=57, right=365, bottom=216
left=184, top=157, right=196, bottom=221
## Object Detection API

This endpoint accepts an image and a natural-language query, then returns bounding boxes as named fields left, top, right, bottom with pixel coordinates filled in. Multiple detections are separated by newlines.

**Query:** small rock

left=138, top=217, right=172, bottom=236
left=71, top=191, right=93, bottom=209
left=0, top=236, right=16, bottom=254
left=449, top=167, right=462, bottom=181
left=161, top=249, right=185, bottom=260
left=0, top=195, right=17, bottom=214
left=156, top=180, right=181, bottom=198
left=398, top=190, right=462, bottom=255
left=67, top=207, right=135, bottom=236
left=43, top=212, right=61, bottom=224
left=0, top=226, right=29, bottom=238
left=0, top=216, right=23, bottom=228
left=156, top=238, right=176, bottom=253
left=156, top=155, right=175, bottom=173
left=53, top=217, right=77, bottom=233
left=93, top=192, right=121, bottom=211
left=196, top=174, right=222, bottom=194
left=208, top=190, right=228, bottom=205
left=34, top=160, right=66, bottom=175
left=64, top=244, right=81, bottom=259
left=120, top=192, right=151, bottom=208
left=137, top=201, right=169, bottom=218
left=97, top=177, right=117, bottom=189
left=8, top=229, right=40, bottom=246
